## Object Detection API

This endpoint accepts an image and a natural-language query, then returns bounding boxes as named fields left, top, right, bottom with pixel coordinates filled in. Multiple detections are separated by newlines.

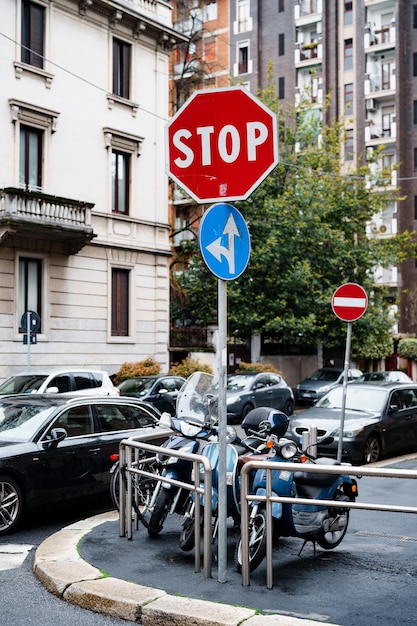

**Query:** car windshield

left=315, top=385, right=387, bottom=413
left=0, top=374, right=48, bottom=395
left=226, top=375, right=253, bottom=391
left=306, top=369, right=341, bottom=382
left=0, top=400, right=57, bottom=441
left=118, top=378, right=155, bottom=394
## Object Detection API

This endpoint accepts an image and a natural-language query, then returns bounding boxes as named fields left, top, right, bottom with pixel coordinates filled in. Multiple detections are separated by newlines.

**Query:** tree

left=171, top=90, right=416, bottom=360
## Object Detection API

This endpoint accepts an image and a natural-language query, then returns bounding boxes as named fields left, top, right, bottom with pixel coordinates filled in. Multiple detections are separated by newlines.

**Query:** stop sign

left=332, top=283, right=368, bottom=322
left=165, top=86, right=278, bottom=203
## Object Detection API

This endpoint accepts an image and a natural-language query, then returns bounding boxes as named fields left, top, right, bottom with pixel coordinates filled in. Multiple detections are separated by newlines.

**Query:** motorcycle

left=109, top=372, right=217, bottom=535
left=146, top=371, right=220, bottom=538
left=179, top=406, right=278, bottom=552
left=234, top=415, right=359, bottom=573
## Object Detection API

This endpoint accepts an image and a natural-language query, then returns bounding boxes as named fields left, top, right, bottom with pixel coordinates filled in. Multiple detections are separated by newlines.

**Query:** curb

left=33, top=511, right=340, bottom=626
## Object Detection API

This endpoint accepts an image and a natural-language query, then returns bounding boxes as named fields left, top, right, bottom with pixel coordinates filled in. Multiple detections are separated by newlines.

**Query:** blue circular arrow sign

left=198, top=203, right=251, bottom=280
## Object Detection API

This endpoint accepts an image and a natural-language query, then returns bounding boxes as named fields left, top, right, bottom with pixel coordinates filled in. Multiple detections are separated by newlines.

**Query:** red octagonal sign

left=165, top=86, right=278, bottom=203
left=332, top=283, right=368, bottom=322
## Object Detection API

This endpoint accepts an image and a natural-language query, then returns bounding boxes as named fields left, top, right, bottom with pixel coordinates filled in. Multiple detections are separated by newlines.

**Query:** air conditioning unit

left=366, top=98, right=376, bottom=111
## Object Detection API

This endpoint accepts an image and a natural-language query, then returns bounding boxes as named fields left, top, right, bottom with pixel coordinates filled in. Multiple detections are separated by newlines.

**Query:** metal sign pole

left=27, top=311, right=31, bottom=369
left=217, top=278, right=228, bottom=583
left=337, top=321, right=352, bottom=463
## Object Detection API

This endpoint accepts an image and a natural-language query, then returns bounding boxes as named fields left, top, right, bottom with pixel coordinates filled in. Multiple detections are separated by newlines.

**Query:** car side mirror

left=46, top=386, right=59, bottom=394
left=43, top=427, right=67, bottom=449
left=389, top=403, right=400, bottom=413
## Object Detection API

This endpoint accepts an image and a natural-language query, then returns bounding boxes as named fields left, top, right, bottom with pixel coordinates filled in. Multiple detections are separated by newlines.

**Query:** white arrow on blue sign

left=199, top=203, right=251, bottom=280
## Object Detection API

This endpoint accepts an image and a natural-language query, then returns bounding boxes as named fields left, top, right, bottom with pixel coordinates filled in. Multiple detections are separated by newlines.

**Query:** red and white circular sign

left=332, top=283, right=368, bottom=322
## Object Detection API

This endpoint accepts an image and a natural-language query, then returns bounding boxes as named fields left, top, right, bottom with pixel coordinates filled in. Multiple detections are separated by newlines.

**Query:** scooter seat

left=294, top=458, right=341, bottom=487
left=237, top=452, right=273, bottom=470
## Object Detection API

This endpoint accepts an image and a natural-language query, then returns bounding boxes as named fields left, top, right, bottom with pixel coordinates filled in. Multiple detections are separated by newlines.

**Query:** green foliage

left=114, top=357, right=161, bottom=384
left=168, top=356, right=213, bottom=377
left=236, top=361, right=282, bottom=375
left=170, top=78, right=417, bottom=360
left=398, top=338, right=417, bottom=360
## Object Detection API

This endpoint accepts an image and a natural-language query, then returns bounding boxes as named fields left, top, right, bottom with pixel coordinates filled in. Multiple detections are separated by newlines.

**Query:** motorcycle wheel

left=316, top=501, right=349, bottom=550
left=179, top=514, right=195, bottom=552
left=148, top=488, right=173, bottom=538
left=234, top=508, right=267, bottom=573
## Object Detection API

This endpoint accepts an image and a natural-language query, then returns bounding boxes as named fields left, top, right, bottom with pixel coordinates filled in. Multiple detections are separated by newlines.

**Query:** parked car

left=0, top=369, right=119, bottom=396
left=224, top=371, right=294, bottom=422
left=0, top=395, right=171, bottom=535
left=357, top=371, right=412, bottom=383
left=295, top=366, right=363, bottom=405
left=117, top=375, right=186, bottom=415
left=288, top=382, right=417, bottom=464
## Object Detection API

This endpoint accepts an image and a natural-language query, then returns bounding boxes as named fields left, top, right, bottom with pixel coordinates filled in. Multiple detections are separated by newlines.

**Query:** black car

left=289, top=382, right=417, bottom=464
left=0, top=395, right=171, bottom=535
left=117, top=375, right=186, bottom=415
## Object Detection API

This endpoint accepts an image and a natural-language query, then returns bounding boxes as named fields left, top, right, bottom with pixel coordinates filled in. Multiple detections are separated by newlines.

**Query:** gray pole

left=27, top=311, right=31, bottom=369
left=217, top=278, right=228, bottom=582
left=337, top=321, right=352, bottom=463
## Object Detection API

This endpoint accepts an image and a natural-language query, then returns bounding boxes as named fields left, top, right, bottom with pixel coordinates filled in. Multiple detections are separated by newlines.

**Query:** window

left=414, top=101, right=417, bottom=124
left=203, top=1, right=217, bottom=22
left=382, top=105, right=394, bottom=137
left=414, top=53, right=417, bottom=77
left=19, top=125, right=42, bottom=190
left=345, top=129, right=354, bottom=161
left=237, top=0, right=250, bottom=33
left=238, top=43, right=248, bottom=74
left=21, top=0, right=44, bottom=68
left=112, top=150, right=130, bottom=214
left=414, top=5, right=417, bottom=28
left=414, top=196, right=417, bottom=220
left=113, top=38, right=131, bottom=99
left=344, top=83, right=353, bottom=113
left=278, top=76, right=285, bottom=99
left=344, top=39, right=353, bottom=71
left=414, top=148, right=417, bottom=171
left=279, top=0, right=285, bottom=12
left=204, top=37, right=216, bottom=62
left=344, top=1, right=353, bottom=26
left=382, top=60, right=394, bottom=90
left=112, top=268, right=129, bottom=336
left=278, top=33, right=285, bottom=56
left=18, top=257, right=42, bottom=332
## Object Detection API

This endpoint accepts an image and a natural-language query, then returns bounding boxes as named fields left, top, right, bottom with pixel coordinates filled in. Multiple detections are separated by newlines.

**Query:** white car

left=0, top=369, right=119, bottom=396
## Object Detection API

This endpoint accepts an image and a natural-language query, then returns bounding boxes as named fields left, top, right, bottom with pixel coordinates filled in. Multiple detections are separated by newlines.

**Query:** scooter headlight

left=279, top=438, right=298, bottom=460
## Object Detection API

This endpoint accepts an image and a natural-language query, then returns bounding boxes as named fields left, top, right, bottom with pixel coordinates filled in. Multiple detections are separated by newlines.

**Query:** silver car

left=225, top=371, right=294, bottom=422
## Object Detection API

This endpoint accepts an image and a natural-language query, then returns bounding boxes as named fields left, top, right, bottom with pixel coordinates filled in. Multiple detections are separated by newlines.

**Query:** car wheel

left=241, top=404, right=254, bottom=420
left=363, top=434, right=382, bottom=464
left=0, top=475, right=24, bottom=535
left=283, top=400, right=294, bottom=416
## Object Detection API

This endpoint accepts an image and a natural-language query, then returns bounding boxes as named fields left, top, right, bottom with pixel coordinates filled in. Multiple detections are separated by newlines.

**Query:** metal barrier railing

left=240, top=460, right=417, bottom=589
left=117, top=437, right=213, bottom=579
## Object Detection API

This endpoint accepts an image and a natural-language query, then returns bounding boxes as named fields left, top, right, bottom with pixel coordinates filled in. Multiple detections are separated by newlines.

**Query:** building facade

left=0, top=0, right=185, bottom=381
left=229, top=0, right=417, bottom=338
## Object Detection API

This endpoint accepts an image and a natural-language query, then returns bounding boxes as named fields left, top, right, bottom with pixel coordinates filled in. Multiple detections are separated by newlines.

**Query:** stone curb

left=33, top=511, right=340, bottom=626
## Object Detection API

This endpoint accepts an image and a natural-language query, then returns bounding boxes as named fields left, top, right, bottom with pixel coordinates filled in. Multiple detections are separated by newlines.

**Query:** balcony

left=0, top=187, right=96, bottom=254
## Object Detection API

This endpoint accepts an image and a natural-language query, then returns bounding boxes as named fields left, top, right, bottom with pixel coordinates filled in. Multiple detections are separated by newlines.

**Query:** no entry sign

left=332, top=283, right=368, bottom=322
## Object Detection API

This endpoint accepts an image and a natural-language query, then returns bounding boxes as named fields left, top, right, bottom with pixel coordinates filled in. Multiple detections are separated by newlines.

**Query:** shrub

left=114, top=357, right=161, bottom=384
left=236, top=361, right=282, bottom=375
left=398, top=338, right=417, bottom=361
left=168, top=357, right=213, bottom=378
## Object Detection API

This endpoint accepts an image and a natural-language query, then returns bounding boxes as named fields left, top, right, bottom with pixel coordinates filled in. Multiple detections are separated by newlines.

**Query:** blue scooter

left=234, top=413, right=358, bottom=572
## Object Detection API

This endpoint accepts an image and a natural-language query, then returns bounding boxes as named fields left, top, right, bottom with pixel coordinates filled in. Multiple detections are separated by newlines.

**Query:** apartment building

left=0, top=0, right=186, bottom=380
left=228, top=0, right=417, bottom=337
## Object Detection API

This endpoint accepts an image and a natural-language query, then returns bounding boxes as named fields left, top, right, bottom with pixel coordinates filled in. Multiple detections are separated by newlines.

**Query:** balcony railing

left=0, top=187, right=95, bottom=254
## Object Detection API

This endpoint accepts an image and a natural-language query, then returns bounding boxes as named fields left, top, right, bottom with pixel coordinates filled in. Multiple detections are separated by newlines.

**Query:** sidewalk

left=33, top=510, right=340, bottom=626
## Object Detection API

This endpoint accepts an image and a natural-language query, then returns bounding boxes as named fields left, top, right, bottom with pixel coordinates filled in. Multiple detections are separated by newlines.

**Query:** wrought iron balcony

left=0, top=187, right=95, bottom=254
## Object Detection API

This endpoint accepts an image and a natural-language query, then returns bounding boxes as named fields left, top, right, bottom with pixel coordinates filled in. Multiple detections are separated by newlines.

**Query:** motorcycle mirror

left=159, top=412, right=172, bottom=429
